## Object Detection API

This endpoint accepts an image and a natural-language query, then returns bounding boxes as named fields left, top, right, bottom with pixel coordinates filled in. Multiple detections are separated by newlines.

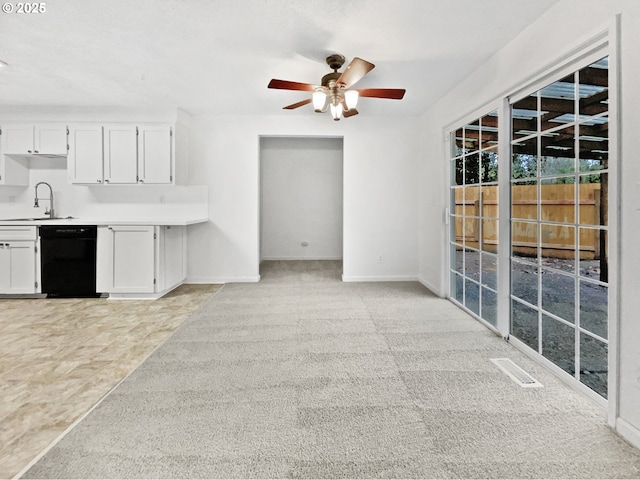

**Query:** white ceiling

left=0, top=0, right=561, bottom=118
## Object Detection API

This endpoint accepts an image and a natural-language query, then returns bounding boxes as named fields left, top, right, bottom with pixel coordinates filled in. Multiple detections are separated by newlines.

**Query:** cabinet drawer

left=0, top=226, right=37, bottom=240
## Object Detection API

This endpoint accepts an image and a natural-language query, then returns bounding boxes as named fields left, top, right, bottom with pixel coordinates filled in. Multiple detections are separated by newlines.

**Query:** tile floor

left=0, top=284, right=220, bottom=479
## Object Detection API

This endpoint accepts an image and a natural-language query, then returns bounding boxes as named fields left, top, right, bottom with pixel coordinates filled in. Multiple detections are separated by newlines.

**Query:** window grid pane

left=449, top=109, right=499, bottom=328
left=509, top=56, right=609, bottom=399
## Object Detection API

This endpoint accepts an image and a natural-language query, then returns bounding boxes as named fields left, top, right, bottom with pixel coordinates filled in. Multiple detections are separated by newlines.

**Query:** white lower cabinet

left=96, top=225, right=185, bottom=298
left=0, top=227, right=39, bottom=294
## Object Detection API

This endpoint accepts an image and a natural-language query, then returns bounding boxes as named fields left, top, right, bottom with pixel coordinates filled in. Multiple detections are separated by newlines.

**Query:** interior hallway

left=15, top=261, right=640, bottom=478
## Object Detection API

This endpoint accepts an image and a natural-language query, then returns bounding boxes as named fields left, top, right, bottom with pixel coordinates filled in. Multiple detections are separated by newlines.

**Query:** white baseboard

left=186, top=276, right=260, bottom=284
left=106, top=282, right=182, bottom=301
left=261, top=256, right=343, bottom=261
left=341, top=275, right=419, bottom=282
left=616, top=417, right=640, bottom=450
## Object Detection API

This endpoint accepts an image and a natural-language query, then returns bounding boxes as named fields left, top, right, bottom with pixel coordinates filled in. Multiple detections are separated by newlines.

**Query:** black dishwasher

left=40, top=225, right=98, bottom=297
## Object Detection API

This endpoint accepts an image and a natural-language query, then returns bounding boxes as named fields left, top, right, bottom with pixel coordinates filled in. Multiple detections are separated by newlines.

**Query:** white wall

left=418, top=0, right=640, bottom=448
left=260, top=136, right=343, bottom=261
left=187, top=114, right=420, bottom=283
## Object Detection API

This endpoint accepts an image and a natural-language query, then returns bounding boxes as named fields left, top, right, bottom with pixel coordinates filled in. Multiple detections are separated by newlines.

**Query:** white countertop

left=0, top=217, right=209, bottom=226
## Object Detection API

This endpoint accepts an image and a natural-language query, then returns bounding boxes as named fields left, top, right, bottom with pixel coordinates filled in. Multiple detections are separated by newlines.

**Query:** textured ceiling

left=0, top=0, right=560, bottom=117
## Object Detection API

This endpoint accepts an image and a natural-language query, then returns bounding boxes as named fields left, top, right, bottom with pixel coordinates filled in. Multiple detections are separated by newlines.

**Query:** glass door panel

left=510, top=56, right=610, bottom=399
left=450, top=109, right=499, bottom=328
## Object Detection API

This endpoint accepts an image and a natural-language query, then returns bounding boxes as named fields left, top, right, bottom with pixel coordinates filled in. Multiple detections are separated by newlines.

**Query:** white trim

left=615, top=417, right=640, bottom=451
left=186, top=276, right=260, bottom=283
left=440, top=124, right=451, bottom=301
left=342, top=274, right=419, bottom=283
left=105, top=283, right=182, bottom=301
left=260, top=256, right=343, bottom=261
left=497, top=97, right=512, bottom=337
left=606, top=13, right=621, bottom=427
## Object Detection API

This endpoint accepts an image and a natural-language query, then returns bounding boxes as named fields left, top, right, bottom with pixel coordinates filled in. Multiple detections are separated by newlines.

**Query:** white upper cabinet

left=35, top=124, right=68, bottom=155
left=1, top=124, right=67, bottom=155
left=1, top=125, right=33, bottom=154
left=138, top=125, right=172, bottom=184
left=103, top=124, right=173, bottom=185
left=67, top=125, right=104, bottom=184
left=0, top=120, right=177, bottom=187
left=104, top=125, right=138, bottom=184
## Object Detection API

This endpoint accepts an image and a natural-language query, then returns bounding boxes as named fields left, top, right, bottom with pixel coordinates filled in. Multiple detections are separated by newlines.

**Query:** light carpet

left=22, top=261, right=640, bottom=478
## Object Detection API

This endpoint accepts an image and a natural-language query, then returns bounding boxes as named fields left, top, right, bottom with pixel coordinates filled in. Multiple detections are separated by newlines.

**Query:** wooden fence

left=454, top=184, right=604, bottom=260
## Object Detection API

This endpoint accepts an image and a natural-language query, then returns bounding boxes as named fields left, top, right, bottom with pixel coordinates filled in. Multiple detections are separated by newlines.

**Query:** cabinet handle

left=34, top=150, right=39, bottom=154
left=97, top=179, right=102, bottom=183
left=104, top=179, right=110, bottom=183
left=139, top=179, right=144, bottom=183
left=27, top=150, right=32, bottom=153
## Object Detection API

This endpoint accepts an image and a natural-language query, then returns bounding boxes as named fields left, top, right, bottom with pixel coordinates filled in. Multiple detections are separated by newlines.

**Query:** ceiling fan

left=267, top=54, right=406, bottom=121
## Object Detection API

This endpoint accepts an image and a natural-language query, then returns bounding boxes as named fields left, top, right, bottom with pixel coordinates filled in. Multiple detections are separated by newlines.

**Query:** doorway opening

left=259, top=136, right=344, bottom=280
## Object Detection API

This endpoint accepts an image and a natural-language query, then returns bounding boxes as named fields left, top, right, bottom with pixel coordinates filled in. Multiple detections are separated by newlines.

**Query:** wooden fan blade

left=357, top=88, right=406, bottom=100
left=336, top=57, right=375, bottom=88
left=283, top=98, right=312, bottom=110
left=268, top=79, right=316, bottom=92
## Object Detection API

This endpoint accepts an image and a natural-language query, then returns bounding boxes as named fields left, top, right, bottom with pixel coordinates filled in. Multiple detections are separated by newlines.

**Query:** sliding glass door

left=449, top=110, right=499, bottom=327
left=447, top=55, right=611, bottom=400
left=510, top=57, right=609, bottom=398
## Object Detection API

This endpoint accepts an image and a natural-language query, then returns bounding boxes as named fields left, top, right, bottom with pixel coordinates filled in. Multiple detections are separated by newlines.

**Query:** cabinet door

left=1, top=124, right=34, bottom=154
left=34, top=124, right=68, bottom=155
left=103, top=125, right=137, bottom=184
left=138, top=125, right=172, bottom=184
left=68, top=125, right=104, bottom=184
left=0, top=241, right=37, bottom=294
left=157, top=225, right=185, bottom=291
left=96, top=225, right=156, bottom=293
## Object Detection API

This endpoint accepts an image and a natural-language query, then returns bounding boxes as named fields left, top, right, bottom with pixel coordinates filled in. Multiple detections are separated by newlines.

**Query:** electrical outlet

left=378, top=255, right=384, bottom=263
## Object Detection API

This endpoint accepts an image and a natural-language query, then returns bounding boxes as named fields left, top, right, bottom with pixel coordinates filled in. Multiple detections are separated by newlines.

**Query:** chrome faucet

left=34, top=182, right=55, bottom=218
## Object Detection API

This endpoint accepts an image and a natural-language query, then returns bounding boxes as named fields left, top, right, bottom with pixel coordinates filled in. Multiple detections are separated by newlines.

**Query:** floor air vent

left=491, top=358, right=543, bottom=388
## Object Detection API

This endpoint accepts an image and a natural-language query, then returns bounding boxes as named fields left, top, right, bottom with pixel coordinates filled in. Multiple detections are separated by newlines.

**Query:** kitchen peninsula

left=0, top=216, right=208, bottom=299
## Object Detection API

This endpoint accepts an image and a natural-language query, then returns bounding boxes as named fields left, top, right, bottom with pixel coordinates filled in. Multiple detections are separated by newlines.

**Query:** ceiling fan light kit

left=268, top=54, right=405, bottom=121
